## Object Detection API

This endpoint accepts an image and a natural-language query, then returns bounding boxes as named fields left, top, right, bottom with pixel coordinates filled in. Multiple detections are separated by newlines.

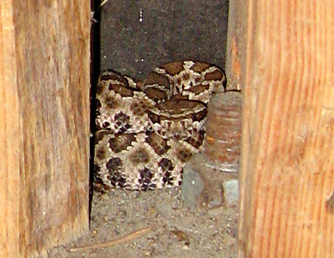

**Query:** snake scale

left=94, top=61, right=226, bottom=191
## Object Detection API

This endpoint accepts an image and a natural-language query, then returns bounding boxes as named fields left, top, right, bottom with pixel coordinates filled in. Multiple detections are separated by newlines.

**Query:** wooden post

left=227, top=0, right=334, bottom=257
left=0, top=1, right=91, bottom=257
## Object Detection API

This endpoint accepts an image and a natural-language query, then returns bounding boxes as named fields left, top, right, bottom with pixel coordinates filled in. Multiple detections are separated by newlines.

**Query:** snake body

left=94, top=61, right=226, bottom=191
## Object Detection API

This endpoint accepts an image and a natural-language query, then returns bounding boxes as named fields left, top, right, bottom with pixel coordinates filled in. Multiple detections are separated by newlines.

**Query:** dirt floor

left=48, top=188, right=238, bottom=258
left=48, top=0, right=240, bottom=257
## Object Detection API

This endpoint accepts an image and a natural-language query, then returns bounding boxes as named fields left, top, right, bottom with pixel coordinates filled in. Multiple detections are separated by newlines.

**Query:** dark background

left=92, top=0, right=229, bottom=82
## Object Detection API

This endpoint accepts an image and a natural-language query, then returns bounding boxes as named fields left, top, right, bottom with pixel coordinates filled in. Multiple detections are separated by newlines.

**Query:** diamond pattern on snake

left=94, top=61, right=226, bottom=191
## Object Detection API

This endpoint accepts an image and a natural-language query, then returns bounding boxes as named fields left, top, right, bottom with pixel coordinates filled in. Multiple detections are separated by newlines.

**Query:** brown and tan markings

left=94, top=61, right=226, bottom=190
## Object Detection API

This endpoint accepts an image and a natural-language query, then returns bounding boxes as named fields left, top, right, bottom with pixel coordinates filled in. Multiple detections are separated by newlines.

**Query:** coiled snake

left=94, top=61, right=226, bottom=191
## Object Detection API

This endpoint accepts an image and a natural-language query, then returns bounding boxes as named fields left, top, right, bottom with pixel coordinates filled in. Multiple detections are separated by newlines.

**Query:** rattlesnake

left=94, top=61, right=226, bottom=191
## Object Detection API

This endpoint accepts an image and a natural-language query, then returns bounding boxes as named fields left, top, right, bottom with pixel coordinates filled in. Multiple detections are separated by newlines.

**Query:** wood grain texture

left=0, top=1, right=20, bottom=257
left=230, top=0, right=334, bottom=257
left=0, top=1, right=91, bottom=257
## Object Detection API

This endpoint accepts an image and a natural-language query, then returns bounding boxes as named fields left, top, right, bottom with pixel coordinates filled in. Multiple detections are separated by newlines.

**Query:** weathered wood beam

left=0, top=1, right=91, bottom=257
left=227, top=0, right=334, bottom=257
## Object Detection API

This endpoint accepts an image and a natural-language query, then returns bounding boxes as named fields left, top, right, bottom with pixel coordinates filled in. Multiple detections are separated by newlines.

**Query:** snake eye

left=192, top=108, right=207, bottom=122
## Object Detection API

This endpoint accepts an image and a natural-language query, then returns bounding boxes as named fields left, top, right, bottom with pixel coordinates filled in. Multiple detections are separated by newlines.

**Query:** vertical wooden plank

left=0, top=1, right=91, bottom=257
left=229, top=0, right=334, bottom=257
left=225, top=0, right=248, bottom=92
left=0, top=1, right=20, bottom=257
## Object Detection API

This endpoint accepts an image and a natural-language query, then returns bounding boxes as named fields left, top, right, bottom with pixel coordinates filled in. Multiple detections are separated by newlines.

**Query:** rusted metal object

left=204, top=91, right=242, bottom=174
